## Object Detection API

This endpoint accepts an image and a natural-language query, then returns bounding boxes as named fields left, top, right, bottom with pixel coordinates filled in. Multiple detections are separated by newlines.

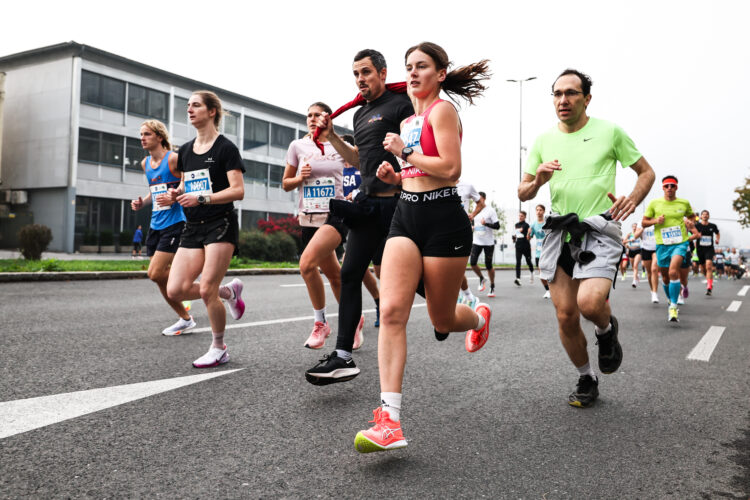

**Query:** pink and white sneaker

left=224, top=278, right=245, bottom=320
left=304, top=321, right=331, bottom=349
left=353, top=315, right=365, bottom=350
left=192, top=345, right=229, bottom=368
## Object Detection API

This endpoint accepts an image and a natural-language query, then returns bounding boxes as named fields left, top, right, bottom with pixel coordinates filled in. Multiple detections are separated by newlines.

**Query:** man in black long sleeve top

left=513, top=211, right=534, bottom=286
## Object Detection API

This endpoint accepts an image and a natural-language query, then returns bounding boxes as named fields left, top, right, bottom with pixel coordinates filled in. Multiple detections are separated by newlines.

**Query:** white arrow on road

left=0, top=369, right=242, bottom=440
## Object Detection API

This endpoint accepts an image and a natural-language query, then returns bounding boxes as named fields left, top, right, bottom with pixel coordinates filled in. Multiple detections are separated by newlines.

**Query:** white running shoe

left=651, top=292, right=660, bottom=304
left=677, top=294, right=685, bottom=305
left=632, top=279, right=638, bottom=288
left=477, top=278, right=487, bottom=293
left=353, top=315, right=365, bottom=350
left=161, top=316, right=197, bottom=336
left=224, top=278, right=245, bottom=320
left=193, top=345, right=229, bottom=368
left=529, top=274, right=534, bottom=284
left=543, top=290, right=551, bottom=299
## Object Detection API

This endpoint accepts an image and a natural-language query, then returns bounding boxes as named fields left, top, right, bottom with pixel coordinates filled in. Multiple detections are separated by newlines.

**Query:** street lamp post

left=507, top=77, right=536, bottom=215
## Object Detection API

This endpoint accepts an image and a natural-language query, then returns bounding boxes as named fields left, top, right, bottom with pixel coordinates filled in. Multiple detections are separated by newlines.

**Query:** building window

left=242, top=159, right=268, bottom=184
left=224, top=112, right=239, bottom=136
left=269, top=164, right=284, bottom=188
left=128, top=83, right=168, bottom=120
left=271, top=124, right=295, bottom=148
left=243, top=116, right=269, bottom=150
left=174, top=96, right=188, bottom=123
left=125, top=138, right=146, bottom=171
left=297, top=129, right=308, bottom=139
left=81, top=71, right=125, bottom=111
left=78, top=128, right=123, bottom=167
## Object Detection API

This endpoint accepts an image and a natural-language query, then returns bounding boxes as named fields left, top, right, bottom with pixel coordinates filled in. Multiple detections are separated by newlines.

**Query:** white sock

left=381, top=392, right=402, bottom=421
left=212, top=331, right=225, bottom=350
left=314, top=307, right=326, bottom=323
left=475, top=313, right=486, bottom=331
left=462, top=288, right=473, bottom=298
left=576, top=362, right=597, bottom=380
left=335, top=349, right=352, bottom=361
left=595, top=321, right=612, bottom=336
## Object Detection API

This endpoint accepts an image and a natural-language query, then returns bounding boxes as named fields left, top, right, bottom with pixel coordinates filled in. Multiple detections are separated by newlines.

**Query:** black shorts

left=627, top=248, right=640, bottom=259
left=133, top=242, right=142, bottom=252
left=681, top=251, right=692, bottom=269
left=300, top=215, right=348, bottom=253
left=180, top=211, right=240, bottom=256
left=388, top=187, right=472, bottom=257
left=640, top=248, right=655, bottom=261
left=696, top=246, right=715, bottom=264
left=715, top=262, right=725, bottom=270
left=145, top=221, right=185, bottom=257
left=470, top=244, right=495, bottom=267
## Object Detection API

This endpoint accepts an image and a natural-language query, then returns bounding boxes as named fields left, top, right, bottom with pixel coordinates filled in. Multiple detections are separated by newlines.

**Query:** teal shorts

left=656, top=241, right=689, bottom=268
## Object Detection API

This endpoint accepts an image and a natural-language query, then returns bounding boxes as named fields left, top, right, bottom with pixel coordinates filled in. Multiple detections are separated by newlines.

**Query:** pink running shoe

left=225, top=278, right=245, bottom=320
left=465, top=303, right=491, bottom=353
left=304, top=321, right=331, bottom=349
left=354, top=407, right=407, bottom=453
left=353, top=315, right=365, bottom=350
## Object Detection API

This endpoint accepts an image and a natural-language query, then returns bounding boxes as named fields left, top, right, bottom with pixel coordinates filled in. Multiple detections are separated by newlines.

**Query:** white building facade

left=0, top=42, right=340, bottom=252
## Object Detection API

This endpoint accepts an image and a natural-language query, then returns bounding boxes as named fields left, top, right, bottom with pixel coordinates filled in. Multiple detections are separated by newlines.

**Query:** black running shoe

left=595, top=315, right=622, bottom=374
left=706, top=288, right=712, bottom=296
left=513, top=279, right=521, bottom=287
left=305, top=352, right=360, bottom=386
left=434, top=328, right=449, bottom=341
left=568, top=375, right=599, bottom=408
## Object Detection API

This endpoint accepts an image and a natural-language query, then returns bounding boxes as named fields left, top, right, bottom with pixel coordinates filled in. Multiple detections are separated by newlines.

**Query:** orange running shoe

left=354, top=407, right=407, bottom=453
left=304, top=321, right=331, bottom=350
left=465, top=303, right=491, bottom=353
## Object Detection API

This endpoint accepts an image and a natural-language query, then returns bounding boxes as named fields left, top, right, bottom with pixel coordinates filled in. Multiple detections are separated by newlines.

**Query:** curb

left=0, top=268, right=302, bottom=283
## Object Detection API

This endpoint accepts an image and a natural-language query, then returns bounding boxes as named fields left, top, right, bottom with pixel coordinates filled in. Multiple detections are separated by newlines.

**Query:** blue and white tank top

left=145, top=151, right=186, bottom=230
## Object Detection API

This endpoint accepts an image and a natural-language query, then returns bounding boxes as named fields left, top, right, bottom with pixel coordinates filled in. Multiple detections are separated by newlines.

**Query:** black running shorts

left=640, top=248, right=655, bottom=261
left=696, top=247, right=715, bottom=264
left=146, top=221, right=185, bottom=257
left=180, top=211, right=239, bottom=256
left=300, top=215, right=348, bottom=253
left=388, top=187, right=472, bottom=257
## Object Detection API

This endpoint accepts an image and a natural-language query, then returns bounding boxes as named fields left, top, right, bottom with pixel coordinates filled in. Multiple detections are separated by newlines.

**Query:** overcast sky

left=2, top=0, right=749, bottom=246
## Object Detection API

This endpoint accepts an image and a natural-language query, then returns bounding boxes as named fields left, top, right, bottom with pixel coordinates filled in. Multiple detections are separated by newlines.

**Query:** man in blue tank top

left=130, top=120, right=194, bottom=336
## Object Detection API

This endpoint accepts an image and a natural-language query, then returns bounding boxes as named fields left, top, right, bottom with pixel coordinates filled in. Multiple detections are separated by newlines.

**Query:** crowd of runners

left=127, top=44, right=744, bottom=454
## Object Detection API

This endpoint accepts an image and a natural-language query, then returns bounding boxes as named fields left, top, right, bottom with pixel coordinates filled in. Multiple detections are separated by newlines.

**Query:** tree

left=490, top=200, right=508, bottom=242
left=732, top=175, right=750, bottom=228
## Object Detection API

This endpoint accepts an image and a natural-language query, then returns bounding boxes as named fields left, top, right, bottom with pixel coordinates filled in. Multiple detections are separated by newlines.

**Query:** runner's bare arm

left=176, top=169, right=244, bottom=208
left=518, top=160, right=561, bottom=201
left=282, top=163, right=310, bottom=192
left=607, top=157, right=655, bottom=221
left=316, top=112, right=359, bottom=167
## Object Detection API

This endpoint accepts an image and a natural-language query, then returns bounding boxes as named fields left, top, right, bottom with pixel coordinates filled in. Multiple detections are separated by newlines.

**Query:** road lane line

left=193, top=303, right=427, bottom=333
left=727, top=300, right=742, bottom=312
left=687, top=326, right=726, bottom=362
left=738, top=285, right=749, bottom=297
left=0, top=370, right=242, bottom=440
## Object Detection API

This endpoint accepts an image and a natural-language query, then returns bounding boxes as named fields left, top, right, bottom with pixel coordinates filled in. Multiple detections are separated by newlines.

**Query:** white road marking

left=0, top=370, right=242, bottom=440
left=727, top=300, right=742, bottom=312
left=687, top=326, right=726, bottom=362
left=194, top=303, right=427, bottom=333
left=738, top=285, right=749, bottom=297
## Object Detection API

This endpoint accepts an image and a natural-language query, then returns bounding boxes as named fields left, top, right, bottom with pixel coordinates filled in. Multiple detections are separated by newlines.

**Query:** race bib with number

left=184, top=169, right=212, bottom=196
left=397, top=116, right=427, bottom=176
left=149, top=183, right=170, bottom=212
left=629, top=238, right=641, bottom=249
left=700, top=235, right=713, bottom=246
left=536, top=239, right=544, bottom=251
left=660, top=225, right=683, bottom=245
left=302, top=176, right=335, bottom=212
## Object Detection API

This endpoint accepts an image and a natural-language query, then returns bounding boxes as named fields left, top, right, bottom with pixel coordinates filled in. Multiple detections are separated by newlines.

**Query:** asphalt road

left=1, top=272, right=748, bottom=499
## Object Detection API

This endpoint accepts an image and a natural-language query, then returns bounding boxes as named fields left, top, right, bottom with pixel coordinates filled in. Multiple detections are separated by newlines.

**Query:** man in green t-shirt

left=642, top=175, right=696, bottom=322
left=518, top=68, right=655, bottom=408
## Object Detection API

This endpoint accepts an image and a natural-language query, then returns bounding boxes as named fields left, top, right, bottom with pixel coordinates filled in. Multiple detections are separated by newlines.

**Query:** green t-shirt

left=525, top=117, right=642, bottom=220
left=644, top=197, right=694, bottom=245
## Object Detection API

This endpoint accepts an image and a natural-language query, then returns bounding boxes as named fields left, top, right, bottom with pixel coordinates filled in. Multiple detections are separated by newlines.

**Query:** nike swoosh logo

left=583, top=138, right=593, bottom=142
left=454, top=246, right=463, bottom=250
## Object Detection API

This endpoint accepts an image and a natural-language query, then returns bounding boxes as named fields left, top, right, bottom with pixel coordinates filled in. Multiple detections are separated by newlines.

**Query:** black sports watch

left=197, top=194, right=210, bottom=205
left=401, top=147, right=414, bottom=161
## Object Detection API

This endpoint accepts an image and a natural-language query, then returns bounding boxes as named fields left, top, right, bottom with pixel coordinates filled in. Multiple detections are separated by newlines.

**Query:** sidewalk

left=0, top=250, right=135, bottom=261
